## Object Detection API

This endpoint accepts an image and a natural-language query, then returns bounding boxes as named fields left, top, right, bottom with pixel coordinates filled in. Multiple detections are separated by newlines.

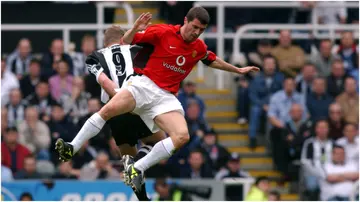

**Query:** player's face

left=184, top=18, right=207, bottom=42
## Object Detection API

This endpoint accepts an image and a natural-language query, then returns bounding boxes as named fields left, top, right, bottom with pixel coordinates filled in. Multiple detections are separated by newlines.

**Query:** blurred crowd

left=1, top=1, right=359, bottom=201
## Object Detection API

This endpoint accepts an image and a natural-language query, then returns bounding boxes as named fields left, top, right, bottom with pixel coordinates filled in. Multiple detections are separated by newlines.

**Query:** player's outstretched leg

left=125, top=111, right=189, bottom=192
left=55, top=138, right=74, bottom=162
left=55, top=89, right=135, bottom=158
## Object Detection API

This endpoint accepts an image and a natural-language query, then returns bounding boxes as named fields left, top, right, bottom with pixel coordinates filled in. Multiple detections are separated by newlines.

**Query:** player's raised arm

left=122, top=12, right=152, bottom=44
left=208, top=55, right=260, bottom=74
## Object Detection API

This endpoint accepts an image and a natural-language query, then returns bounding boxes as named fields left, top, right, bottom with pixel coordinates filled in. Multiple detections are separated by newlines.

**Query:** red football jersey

left=132, top=24, right=216, bottom=93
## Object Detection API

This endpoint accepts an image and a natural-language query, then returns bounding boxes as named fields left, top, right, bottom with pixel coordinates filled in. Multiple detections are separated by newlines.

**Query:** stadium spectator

left=70, top=35, right=96, bottom=77
left=153, top=178, right=192, bottom=201
left=235, top=74, right=250, bottom=124
left=215, top=153, right=251, bottom=201
left=301, top=119, right=333, bottom=200
left=19, top=192, right=33, bottom=201
left=197, top=129, right=230, bottom=172
left=246, top=39, right=273, bottom=69
left=1, top=165, right=14, bottom=182
left=60, top=76, right=91, bottom=124
left=186, top=100, right=209, bottom=138
left=1, top=58, right=20, bottom=107
left=306, top=77, right=333, bottom=121
left=271, top=30, right=305, bottom=77
left=336, top=77, right=359, bottom=124
left=14, top=155, right=42, bottom=179
left=46, top=104, right=76, bottom=163
left=41, top=39, right=73, bottom=79
left=283, top=104, right=314, bottom=159
left=180, top=149, right=213, bottom=179
left=79, top=152, right=120, bottom=180
left=245, top=176, right=270, bottom=201
left=319, top=145, right=359, bottom=201
left=6, top=38, right=33, bottom=80
left=335, top=31, right=358, bottom=72
left=295, top=63, right=317, bottom=103
left=77, top=98, right=112, bottom=154
left=336, top=123, right=359, bottom=164
left=309, top=39, right=339, bottom=77
left=327, top=103, right=346, bottom=140
left=52, top=161, right=78, bottom=179
left=71, top=140, right=97, bottom=170
left=178, top=81, right=206, bottom=121
left=327, top=59, right=349, bottom=98
left=268, top=77, right=307, bottom=170
left=19, top=59, right=43, bottom=98
left=232, top=39, right=273, bottom=72
left=315, top=1, right=347, bottom=24
left=24, top=81, right=58, bottom=122
left=2, top=108, right=8, bottom=135
left=146, top=159, right=180, bottom=178
left=18, top=107, right=51, bottom=160
left=248, top=55, right=284, bottom=148
left=268, top=190, right=281, bottom=201
left=6, top=89, right=26, bottom=127
left=279, top=104, right=308, bottom=177
left=49, top=60, right=74, bottom=102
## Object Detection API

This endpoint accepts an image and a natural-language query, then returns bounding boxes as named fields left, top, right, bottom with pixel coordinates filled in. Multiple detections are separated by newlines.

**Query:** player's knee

left=176, top=130, right=190, bottom=147
left=99, top=104, right=114, bottom=121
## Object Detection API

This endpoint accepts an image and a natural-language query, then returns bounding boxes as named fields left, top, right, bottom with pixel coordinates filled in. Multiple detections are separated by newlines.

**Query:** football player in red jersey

left=70, top=7, right=259, bottom=193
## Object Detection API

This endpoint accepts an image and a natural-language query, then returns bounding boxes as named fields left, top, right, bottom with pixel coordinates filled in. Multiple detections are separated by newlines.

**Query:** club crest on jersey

left=176, top=55, right=186, bottom=67
left=192, top=50, right=197, bottom=58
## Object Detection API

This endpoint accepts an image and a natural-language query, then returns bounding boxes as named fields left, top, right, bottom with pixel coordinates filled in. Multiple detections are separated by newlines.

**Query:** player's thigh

left=99, top=88, right=136, bottom=120
left=154, top=111, right=189, bottom=148
left=118, top=144, right=137, bottom=157
left=140, top=130, right=166, bottom=145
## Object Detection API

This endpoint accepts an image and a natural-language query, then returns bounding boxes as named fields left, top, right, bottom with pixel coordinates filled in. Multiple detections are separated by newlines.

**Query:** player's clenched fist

left=237, top=66, right=260, bottom=74
left=133, top=12, right=152, bottom=32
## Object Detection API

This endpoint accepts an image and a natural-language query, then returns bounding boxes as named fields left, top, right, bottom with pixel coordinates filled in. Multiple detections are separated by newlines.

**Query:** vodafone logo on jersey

left=162, top=55, right=186, bottom=74
left=176, top=56, right=186, bottom=67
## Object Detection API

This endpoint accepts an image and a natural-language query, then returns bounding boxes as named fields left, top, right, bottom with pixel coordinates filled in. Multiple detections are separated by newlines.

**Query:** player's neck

left=179, top=26, right=191, bottom=44
left=107, top=42, right=121, bottom=47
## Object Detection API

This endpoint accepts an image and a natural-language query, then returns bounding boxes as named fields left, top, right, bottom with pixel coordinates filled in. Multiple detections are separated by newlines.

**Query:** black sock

left=134, top=145, right=153, bottom=201
left=134, top=145, right=153, bottom=161
left=134, top=183, right=149, bottom=201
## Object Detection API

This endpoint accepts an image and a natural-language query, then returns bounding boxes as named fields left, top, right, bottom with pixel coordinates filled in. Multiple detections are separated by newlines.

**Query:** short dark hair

left=255, top=176, right=269, bottom=186
left=269, top=190, right=281, bottom=200
left=104, top=25, right=126, bottom=47
left=20, top=192, right=33, bottom=201
left=5, top=127, right=18, bottom=133
left=30, top=59, right=41, bottom=66
left=186, top=7, right=210, bottom=25
left=263, top=55, right=276, bottom=62
left=283, top=76, right=295, bottom=83
left=333, top=144, right=345, bottom=151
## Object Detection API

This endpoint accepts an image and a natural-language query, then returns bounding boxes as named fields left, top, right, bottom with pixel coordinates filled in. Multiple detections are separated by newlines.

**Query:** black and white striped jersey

left=85, top=44, right=142, bottom=103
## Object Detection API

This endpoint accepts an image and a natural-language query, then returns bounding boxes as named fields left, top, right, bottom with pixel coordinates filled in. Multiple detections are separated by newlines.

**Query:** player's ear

left=184, top=17, right=188, bottom=25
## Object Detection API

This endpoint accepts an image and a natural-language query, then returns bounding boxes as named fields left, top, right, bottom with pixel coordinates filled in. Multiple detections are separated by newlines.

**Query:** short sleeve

left=201, top=51, right=217, bottom=66
left=199, top=41, right=217, bottom=65
left=132, top=24, right=167, bottom=45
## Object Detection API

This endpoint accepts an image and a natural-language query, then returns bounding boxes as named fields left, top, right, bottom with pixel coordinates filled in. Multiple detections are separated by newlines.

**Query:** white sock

left=134, top=137, right=175, bottom=172
left=70, top=113, right=106, bottom=153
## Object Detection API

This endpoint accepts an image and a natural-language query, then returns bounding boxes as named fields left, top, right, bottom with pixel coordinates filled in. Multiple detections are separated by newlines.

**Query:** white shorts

left=123, top=75, right=184, bottom=133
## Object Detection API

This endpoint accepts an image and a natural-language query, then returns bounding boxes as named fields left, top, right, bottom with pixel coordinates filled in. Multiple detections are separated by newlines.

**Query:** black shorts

left=107, top=113, right=152, bottom=146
